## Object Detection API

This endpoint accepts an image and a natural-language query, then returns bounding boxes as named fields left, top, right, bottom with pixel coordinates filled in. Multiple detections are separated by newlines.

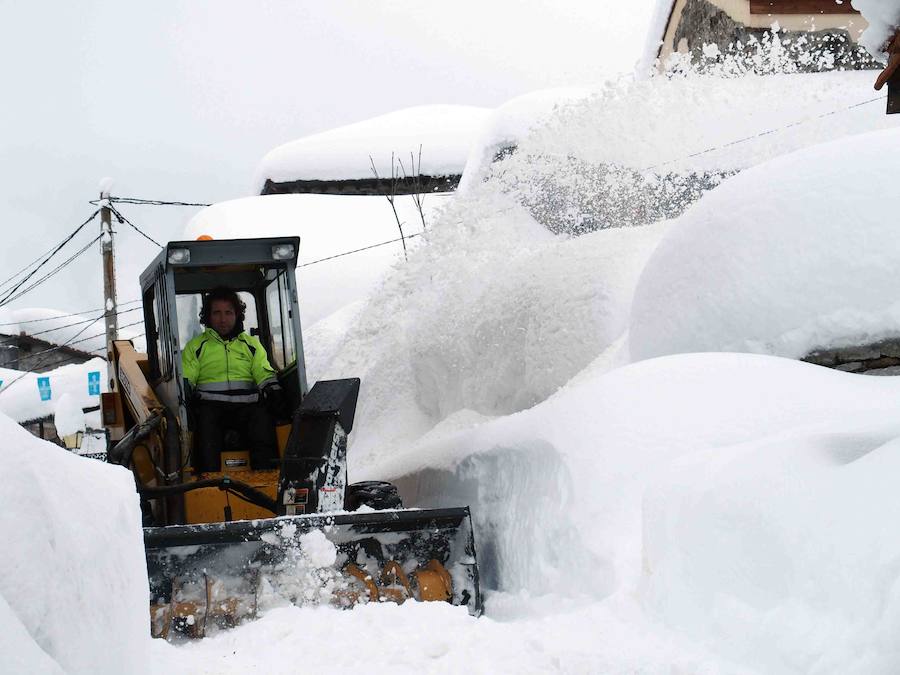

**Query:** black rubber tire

left=345, top=481, right=403, bottom=511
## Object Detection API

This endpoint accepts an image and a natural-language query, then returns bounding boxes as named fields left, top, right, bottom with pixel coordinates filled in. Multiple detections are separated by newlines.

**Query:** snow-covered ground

left=6, top=18, right=900, bottom=674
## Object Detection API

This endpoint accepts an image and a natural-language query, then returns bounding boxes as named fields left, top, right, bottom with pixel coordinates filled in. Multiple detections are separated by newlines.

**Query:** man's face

left=209, top=299, right=237, bottom=337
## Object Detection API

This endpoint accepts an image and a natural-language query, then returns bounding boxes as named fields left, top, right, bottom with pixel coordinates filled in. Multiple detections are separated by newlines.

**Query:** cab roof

left=139, top=237, right=300, bottom=292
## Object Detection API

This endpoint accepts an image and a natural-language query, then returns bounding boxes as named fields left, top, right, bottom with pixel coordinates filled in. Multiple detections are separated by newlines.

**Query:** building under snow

left=254, top=105, right=490, bottom=196
left=651, top=0, right=879, bottom=71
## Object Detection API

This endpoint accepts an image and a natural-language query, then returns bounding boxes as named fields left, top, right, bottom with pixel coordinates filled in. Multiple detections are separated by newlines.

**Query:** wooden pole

left=100, top=190, right=118, bottom=385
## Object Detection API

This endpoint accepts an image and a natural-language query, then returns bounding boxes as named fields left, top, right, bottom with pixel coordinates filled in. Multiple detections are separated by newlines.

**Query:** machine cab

left=138, top=236, right=307, bottom=468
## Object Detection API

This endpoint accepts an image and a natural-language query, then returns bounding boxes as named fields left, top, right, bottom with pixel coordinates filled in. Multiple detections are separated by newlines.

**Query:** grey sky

left=0, top=0, right=654, bottom=314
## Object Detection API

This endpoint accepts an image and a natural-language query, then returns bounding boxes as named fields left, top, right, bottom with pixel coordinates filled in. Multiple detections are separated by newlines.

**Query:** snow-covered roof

left=641, top=0, right=676, bottom=70
left=0, top=306, right=143, bottom=357
left=185, top=193, right=442, bottom=328
left=254, top=105, right=491, bottom=194
left=0, top=357, right=106, bottom=424
left=630, top=125, right=900, bottom=362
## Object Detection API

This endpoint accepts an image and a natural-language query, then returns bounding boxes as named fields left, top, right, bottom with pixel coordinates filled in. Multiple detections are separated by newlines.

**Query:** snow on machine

left=102, top=236, right=481, bottom=639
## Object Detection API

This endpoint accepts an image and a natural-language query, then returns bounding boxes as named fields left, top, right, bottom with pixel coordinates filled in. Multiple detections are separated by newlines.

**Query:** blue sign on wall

left=37, top=377, right=51, bottom=401
left=88, top=371, right=101, bottom=396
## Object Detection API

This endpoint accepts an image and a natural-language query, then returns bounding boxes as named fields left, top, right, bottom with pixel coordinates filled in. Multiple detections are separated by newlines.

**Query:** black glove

left=261, top=382, right=289, bottom=420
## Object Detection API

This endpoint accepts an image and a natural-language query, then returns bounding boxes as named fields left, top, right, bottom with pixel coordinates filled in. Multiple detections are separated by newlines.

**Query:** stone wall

left=671, top=0, right=879, bottom=72
left=804, top=339, right=900, bottom=375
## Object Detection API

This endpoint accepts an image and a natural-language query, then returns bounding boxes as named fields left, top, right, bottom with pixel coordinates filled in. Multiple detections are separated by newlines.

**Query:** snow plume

left=466, top=65, right=896, bottom=238
left=311, top=187, right=666, bottom=473
left=0, top=413, right=149, bottom=674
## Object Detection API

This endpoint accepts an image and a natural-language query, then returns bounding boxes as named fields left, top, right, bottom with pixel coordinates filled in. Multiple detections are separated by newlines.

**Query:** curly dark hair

left=199, top=287, right=246, bottom=332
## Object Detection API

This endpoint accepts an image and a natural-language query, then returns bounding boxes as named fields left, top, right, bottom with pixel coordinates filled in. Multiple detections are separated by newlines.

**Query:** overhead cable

left=109, top=204, right=163, bottom=248
left=299, top=233, right=423, bottom=268
left=0, top=298, right=142, bottom=327
left=89, top=196, right=211, bottom=208
left=642, top=94, right=887, bottom=173
left=0, top=233, right=103, bottom=307
left=0, top=210, right=100, bottom=307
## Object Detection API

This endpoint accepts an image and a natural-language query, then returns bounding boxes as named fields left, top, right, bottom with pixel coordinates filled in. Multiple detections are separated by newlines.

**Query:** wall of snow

left=630, top=126, right=900, bottom=362
left=0, top=414, right=149, bottom=674
left=380, top=353, right=900, bottom=672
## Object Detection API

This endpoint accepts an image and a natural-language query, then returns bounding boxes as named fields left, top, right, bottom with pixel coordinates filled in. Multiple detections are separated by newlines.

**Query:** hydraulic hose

left=138, top=477, right=278, bottom=514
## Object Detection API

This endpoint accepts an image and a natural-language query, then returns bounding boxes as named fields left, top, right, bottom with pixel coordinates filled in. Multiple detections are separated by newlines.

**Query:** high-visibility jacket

left=182, top=328, right=277, bottom=403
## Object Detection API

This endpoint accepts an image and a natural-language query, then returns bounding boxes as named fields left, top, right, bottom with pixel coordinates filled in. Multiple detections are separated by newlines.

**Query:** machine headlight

left=272, top=244, right=295, bottom=260
left=168, top=248, right=191, bottom=264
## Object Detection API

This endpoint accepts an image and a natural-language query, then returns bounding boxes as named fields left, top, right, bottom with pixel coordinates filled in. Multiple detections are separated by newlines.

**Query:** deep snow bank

left=379, top=353, right=900, bottom=673
left=0, top=414, right=149, bottom=674
left=630, top=126, right=900, bottom=362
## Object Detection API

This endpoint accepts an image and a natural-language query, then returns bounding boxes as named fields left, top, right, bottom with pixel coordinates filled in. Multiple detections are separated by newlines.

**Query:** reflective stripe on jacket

left=182, top=328, right=277, bottom=403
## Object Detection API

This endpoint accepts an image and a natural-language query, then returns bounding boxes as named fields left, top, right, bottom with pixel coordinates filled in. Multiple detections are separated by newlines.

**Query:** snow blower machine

left=102, top=236, right=480, bottom=639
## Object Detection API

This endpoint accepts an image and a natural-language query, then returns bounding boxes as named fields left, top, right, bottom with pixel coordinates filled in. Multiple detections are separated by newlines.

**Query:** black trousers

left=194, top=400, right=278, bottom=472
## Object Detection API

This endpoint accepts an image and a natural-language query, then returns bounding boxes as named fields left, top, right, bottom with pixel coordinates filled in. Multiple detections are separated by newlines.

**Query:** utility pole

left=100, top=189, right=119, bottom=365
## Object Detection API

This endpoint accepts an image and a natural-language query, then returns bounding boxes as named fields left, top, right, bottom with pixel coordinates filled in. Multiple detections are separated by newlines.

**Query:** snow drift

left=383, top=353, right=900, bottom=673
left=630, top=126, right=900, bottom=362
left=0, top=414, right=148, bottom=674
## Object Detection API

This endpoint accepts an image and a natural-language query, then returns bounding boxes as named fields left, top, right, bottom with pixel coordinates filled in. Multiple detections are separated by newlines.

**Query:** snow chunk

left=0, top=413, right=149, bottom=673
left=298, top=529, right=337, bottom=568
left=53, top=392, right=85, bottom=437
left=630, top=126, right=900, bottom=362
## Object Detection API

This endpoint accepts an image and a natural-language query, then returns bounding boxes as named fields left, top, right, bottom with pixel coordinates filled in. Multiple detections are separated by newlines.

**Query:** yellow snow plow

left=102, top=237, right=480, bottom=640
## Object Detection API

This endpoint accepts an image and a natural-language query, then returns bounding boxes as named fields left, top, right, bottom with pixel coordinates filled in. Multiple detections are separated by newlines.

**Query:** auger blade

left=144, top=507, right=481, bottom=639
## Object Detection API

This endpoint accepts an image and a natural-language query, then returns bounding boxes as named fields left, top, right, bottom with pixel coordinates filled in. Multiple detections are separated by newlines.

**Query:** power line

left=1, top=305, right=143, bottom=340
left=0, top=233, right=103, bottom=307
left=90, top=196, right=211, bottom=208
left=641, top=94, right=887, bottom=173
left=0, top=210, right=100, bottom=307
left=299, top=232, right=423, bottom=268
left=109, top=204, right=163, bottom=248
left=0, top=299, right=142, bottom=327
left=0, top=239, right=80, bottom=294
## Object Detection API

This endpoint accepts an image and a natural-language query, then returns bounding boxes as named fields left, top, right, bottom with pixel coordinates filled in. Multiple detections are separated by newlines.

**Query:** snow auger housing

left=102, top=237, right=480, bottom=639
